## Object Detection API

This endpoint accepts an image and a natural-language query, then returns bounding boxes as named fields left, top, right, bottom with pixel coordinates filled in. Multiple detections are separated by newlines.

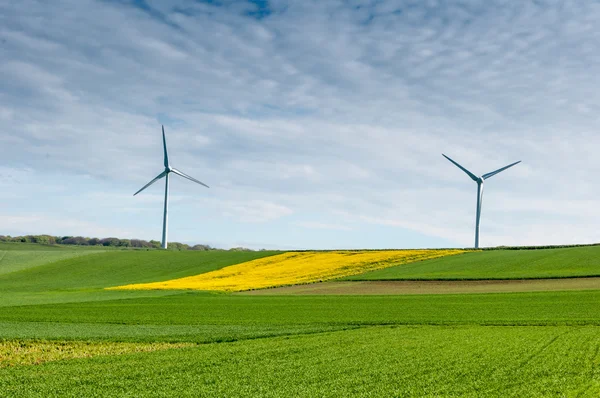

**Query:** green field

left=1, top=243, right=600, bottom=396
left=0, top=248, right=278, bottom=307
left=0, top=248, right=102, bottom=276
left=4, top=326, right=600, bottom=397
left=344, top=245, right=600, bottom=280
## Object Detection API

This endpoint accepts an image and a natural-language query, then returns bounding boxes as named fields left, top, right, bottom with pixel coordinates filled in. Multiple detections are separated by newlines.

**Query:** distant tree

left=32, top=235, right=55, bottom=245
left=190, top=244, right=211, bottom=251
left=61, top=236, right=89, bottom=245
left=149, top=240, right=161, bottom=249
left=229, top=247, right=253, bottom=252
left=100, top=237, right=120, bottom=247
left=168, top=242, right=189, bottom=251
left=1, top=234, right=231, bottom=251
left=130, top=239, right=152, bottom=248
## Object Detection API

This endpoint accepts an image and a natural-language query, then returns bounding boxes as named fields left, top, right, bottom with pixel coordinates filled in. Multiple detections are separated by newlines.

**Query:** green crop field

left=3, top=326, right=599, bottom=397
left=1, top=243, right=600, bottom=396
left=0, top=248, right=103, bottom=276
left=0, top=247, right=279, bottom=307
left=344, top=245, right=600, bottom=280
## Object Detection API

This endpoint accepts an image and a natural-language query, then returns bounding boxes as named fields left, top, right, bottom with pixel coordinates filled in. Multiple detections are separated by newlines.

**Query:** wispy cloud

left=2, top=0, right=600, bottom=248
left=295, top=221, right=354, bottom=232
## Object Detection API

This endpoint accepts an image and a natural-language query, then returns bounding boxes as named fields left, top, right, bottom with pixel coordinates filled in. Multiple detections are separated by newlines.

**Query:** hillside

left=0, top=247, right=278, bottom=306
left=344, top=246, right=600, bottom=280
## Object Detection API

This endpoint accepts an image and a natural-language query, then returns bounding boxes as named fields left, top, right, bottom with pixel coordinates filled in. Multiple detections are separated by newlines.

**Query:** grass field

left=0, top=248, right=278, bottom=307
left=1, top=243, right=600, bottom=396
left=345, top=245, right=600, bottom=280
left=0, top=248, right=103, bottom=275
left=3, top=326, right=599, bottom=397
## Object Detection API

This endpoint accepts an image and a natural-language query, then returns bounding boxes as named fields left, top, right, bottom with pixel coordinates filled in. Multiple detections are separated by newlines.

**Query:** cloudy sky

left=2, top=0, right=600, bottom=249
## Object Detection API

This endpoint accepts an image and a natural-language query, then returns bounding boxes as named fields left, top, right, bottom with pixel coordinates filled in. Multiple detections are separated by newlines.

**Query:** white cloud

left=295, top=221, right=354, bottom=232
left=218, top=199, right=293, bottom=223
left=2, top=0, right=600, bottom=248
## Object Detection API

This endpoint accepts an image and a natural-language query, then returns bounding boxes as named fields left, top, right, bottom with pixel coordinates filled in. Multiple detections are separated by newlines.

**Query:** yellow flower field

left=111, top=249, right=465, bottom=292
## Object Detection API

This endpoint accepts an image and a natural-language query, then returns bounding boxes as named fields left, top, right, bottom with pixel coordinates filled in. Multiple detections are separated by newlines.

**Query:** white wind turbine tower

left=134, top=126, right=209, bottom=249
left=442, top=154, right=520, bottom=249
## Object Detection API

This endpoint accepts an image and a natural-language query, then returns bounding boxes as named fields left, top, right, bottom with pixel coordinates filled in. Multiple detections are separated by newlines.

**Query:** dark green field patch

left=3, top=290, right=600, bottom=344
left=345, top=246, right=600, bottom=280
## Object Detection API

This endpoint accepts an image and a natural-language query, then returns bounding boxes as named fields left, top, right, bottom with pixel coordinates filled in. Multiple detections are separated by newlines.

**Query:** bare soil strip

left=241, top=277, right=600, bottom=295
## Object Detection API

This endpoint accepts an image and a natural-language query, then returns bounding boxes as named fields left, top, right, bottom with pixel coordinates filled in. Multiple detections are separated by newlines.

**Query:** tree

left=130, top=239, right=152, bottom=248
left=191, top=244, right=211, bottom=251
left=61, top=236, right=89, bottom=245
left=149, top=240, right=161, bottom=249
left=100, top=237, right=120, bottom=247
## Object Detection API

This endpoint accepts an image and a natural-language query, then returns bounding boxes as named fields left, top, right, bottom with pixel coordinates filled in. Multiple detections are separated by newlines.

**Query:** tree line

left=0, top=234, right=234, bottom=251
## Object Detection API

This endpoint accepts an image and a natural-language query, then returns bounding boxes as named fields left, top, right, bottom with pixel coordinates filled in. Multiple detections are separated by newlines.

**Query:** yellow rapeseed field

left=111, top=250, right=465, bottom=292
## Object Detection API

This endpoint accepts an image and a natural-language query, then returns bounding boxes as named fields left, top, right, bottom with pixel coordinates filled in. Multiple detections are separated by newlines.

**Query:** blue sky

left=2, top=0, right=600, bottom=249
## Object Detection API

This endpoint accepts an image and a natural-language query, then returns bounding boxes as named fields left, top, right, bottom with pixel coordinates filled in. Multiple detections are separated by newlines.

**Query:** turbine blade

left=171, top=168, right=209, bottom=188
left=133, top=170, right=167, bottom=196
left=162, top=125, right=169, bottom=168
left=482, top=161, right=521, bottom=180
left=442, top=154, right=478, bottom=182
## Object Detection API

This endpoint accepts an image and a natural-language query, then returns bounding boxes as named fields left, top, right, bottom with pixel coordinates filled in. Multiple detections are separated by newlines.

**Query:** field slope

left=2, top=245, right=600, bottom=396
left=0, top=247, right=103, bottom=275
left=112, top=249, right=464, bottom=291
left=0, top=248, right=278, bottom=306
left=344, top=246, right=600, bottom=280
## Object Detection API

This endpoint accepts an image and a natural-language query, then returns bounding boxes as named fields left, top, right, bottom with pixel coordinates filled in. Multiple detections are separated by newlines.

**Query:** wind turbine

left=134, top=126, right=209, bottom=249
left=442, top=154, right=520, bottom=249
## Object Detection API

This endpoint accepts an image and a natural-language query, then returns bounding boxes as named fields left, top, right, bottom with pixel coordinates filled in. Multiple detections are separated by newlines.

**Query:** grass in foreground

left=112, top=250, right=464, bottom=291
left=1, top=326, right=599, bottom=397
left=345, top=245, right=600, bottom=280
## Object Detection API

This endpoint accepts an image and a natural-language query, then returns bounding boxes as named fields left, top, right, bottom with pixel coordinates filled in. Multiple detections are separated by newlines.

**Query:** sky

left=2, top=0, right=600, bottom=250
